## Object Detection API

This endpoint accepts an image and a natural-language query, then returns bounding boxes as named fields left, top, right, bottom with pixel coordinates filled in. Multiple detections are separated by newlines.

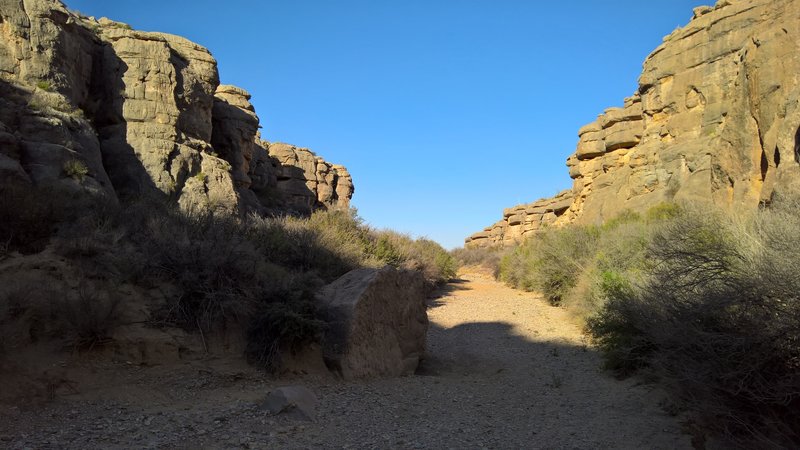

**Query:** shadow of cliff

left=427, top=278, right=472, bottom=308
left=408, top=285, right=693, bottom=446
left=417, top=320, right=592, bottom=379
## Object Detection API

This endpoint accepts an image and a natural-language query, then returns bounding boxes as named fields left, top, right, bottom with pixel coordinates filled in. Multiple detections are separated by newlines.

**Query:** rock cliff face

left=467, top=0, right=800, bottom=248
left=0, top=0, right=353, bottom=215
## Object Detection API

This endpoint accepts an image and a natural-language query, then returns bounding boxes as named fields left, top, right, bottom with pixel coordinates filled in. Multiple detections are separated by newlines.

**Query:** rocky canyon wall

left=0, top=0, right=353, bottom=215
left=467, top=0, right=800, bottom=248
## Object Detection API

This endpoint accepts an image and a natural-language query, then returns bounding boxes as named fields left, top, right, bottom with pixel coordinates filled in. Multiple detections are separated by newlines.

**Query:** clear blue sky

left=65, top=0, right=700, bottom=249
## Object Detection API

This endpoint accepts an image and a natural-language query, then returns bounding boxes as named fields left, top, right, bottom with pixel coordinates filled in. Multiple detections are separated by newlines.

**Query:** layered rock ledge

left=466, top=0, right=800, bottom=248
left=0, top=0, right=352, bottom=215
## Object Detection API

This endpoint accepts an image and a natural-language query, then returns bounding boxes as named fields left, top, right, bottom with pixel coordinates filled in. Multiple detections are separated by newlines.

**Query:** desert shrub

left=133, top=211, right=267, bottom=330
left=301, top=208, right=374, bottom=277
left=588, top=205, right=800, bottom=447
left=373, top=233, right=404, bottom=266
left=0, top=275, right=120, bottom=353
left=498, top=204, right=677, bottom=310
left=245, top=291, right=325, bottom=370
left=27, top=90, right=79, bottom=115
left=404, top=237, right=457, bottom=283
left=1, top=184, right=454, bottom=371
left=369, top=230, right=456, bottom=284
left=63, top=159, right=89, bottom=181
left=57, top=282, right=121, bottom=350
left=0, top=275, right=61, bottom=353
left=451, top=246, right=505, bottom=278
left=500, top=225, right=598, bottom=304
left=562, top=219, right=650, bottom=318
left=36, top=80, right=53, bottom=92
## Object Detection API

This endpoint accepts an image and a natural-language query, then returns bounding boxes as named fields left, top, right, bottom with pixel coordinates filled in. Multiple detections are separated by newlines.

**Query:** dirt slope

left=1, top=270, right=690, bottom=449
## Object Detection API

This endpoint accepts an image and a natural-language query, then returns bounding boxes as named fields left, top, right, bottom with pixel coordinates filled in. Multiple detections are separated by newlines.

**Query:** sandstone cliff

left=0, top=0, right=353, bottom=215
left=467, top=0, right=800, bottom=248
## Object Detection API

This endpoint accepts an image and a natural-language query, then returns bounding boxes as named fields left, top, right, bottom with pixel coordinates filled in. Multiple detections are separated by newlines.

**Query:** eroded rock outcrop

left=467, top=0, right=800, bottom=248
left=0, top=0, right=353, bottom=215
left=0, top=0, right=113, bottom=196
left=467, top=190, right=574, bottom=248
left=267, top=142, right=354, bottom=214
left=317, top=266, right=428, bottom=379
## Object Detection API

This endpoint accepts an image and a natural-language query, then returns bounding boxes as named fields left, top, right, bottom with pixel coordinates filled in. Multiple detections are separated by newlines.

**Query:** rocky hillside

left=0, top=0, right=352, bottom=215
left=466, top=0, right=800, bottom=248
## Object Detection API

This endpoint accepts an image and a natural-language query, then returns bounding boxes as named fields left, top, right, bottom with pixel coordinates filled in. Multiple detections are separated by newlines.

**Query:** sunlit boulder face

left=0, top=0, right=353, bottom=215
left=467, top=0, right=800, bottom=248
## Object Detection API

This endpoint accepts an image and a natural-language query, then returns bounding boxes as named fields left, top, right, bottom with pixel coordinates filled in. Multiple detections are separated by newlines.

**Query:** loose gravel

left=1, top=271, right=691, bottom=449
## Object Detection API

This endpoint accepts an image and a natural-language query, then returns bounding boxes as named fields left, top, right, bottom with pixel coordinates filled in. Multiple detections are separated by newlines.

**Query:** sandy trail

left=1, top=271, right=691, bottom=449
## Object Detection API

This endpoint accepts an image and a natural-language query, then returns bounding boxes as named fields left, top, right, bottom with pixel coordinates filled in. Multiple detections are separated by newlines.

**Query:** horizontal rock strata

left=467, top=0, right=800, bottom=248
left=0, top=0, right=352, bottom=215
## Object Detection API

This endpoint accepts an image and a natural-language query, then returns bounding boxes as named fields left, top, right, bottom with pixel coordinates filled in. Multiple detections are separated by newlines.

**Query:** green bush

left=63, top=159, right=89, bottom=181
left=36, top=80, right=53, bottom=92
left=498, top=204, right=674, bottom=310
left=500, top=225, right=597, bottom=304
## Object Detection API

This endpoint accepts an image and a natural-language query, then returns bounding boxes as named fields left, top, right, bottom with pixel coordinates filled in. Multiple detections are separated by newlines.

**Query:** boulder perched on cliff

left=317, top=266, right=428, bottom=379
left=467, top=0, right=800, bottom=248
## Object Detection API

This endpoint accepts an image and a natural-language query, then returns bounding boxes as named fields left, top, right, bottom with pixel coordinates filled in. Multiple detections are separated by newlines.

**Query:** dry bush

left=0, top=274, right=120, bottom=353
left=588, top=205, right=800, bottom=447
left=1, top=184, right=454, bottom=372
left=56, top=282, right=122, bottom=350
left=132, top=211, right=266, bottom=330
left=451, top=246, right=505, bottom=278
left=561, top=219, right=650, bottom=319
left=370, top=230, right=457, bottom=285
left=245, top=287, right=326, bottom=370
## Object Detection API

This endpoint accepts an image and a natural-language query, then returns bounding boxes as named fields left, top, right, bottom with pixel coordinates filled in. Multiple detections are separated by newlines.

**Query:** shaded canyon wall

left=0, top=0, right=352, bottom=216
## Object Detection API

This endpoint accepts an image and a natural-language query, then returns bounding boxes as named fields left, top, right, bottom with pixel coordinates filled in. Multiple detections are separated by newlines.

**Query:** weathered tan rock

left=467, top=0, right=800, bottom=248
left=0, top=0, right=115, bottom=195
left=212, top=85, right=259, bottom=190
left=317, top=266, right=428, bottom=379
left=0, top=0, right=353, bottom=215
left=267, top=142, right=354, bottom=214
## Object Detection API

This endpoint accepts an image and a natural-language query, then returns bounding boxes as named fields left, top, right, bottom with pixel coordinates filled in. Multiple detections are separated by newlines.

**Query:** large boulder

left=317, top=266, right=428, bottom=379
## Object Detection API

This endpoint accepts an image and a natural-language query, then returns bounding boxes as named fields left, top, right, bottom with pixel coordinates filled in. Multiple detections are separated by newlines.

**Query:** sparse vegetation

left=0, top=184, right=454, bottom=372
left=451, top=246, right=506, bottom=278
left=587, top=205, right=800, bottom=447
left=497, top=200, right=800, bottom=447
left=27, top=90, right=81, bottom=116
left=36, top=80, right=53, bottom=92
left=63, top=159, right=89, bottom=181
